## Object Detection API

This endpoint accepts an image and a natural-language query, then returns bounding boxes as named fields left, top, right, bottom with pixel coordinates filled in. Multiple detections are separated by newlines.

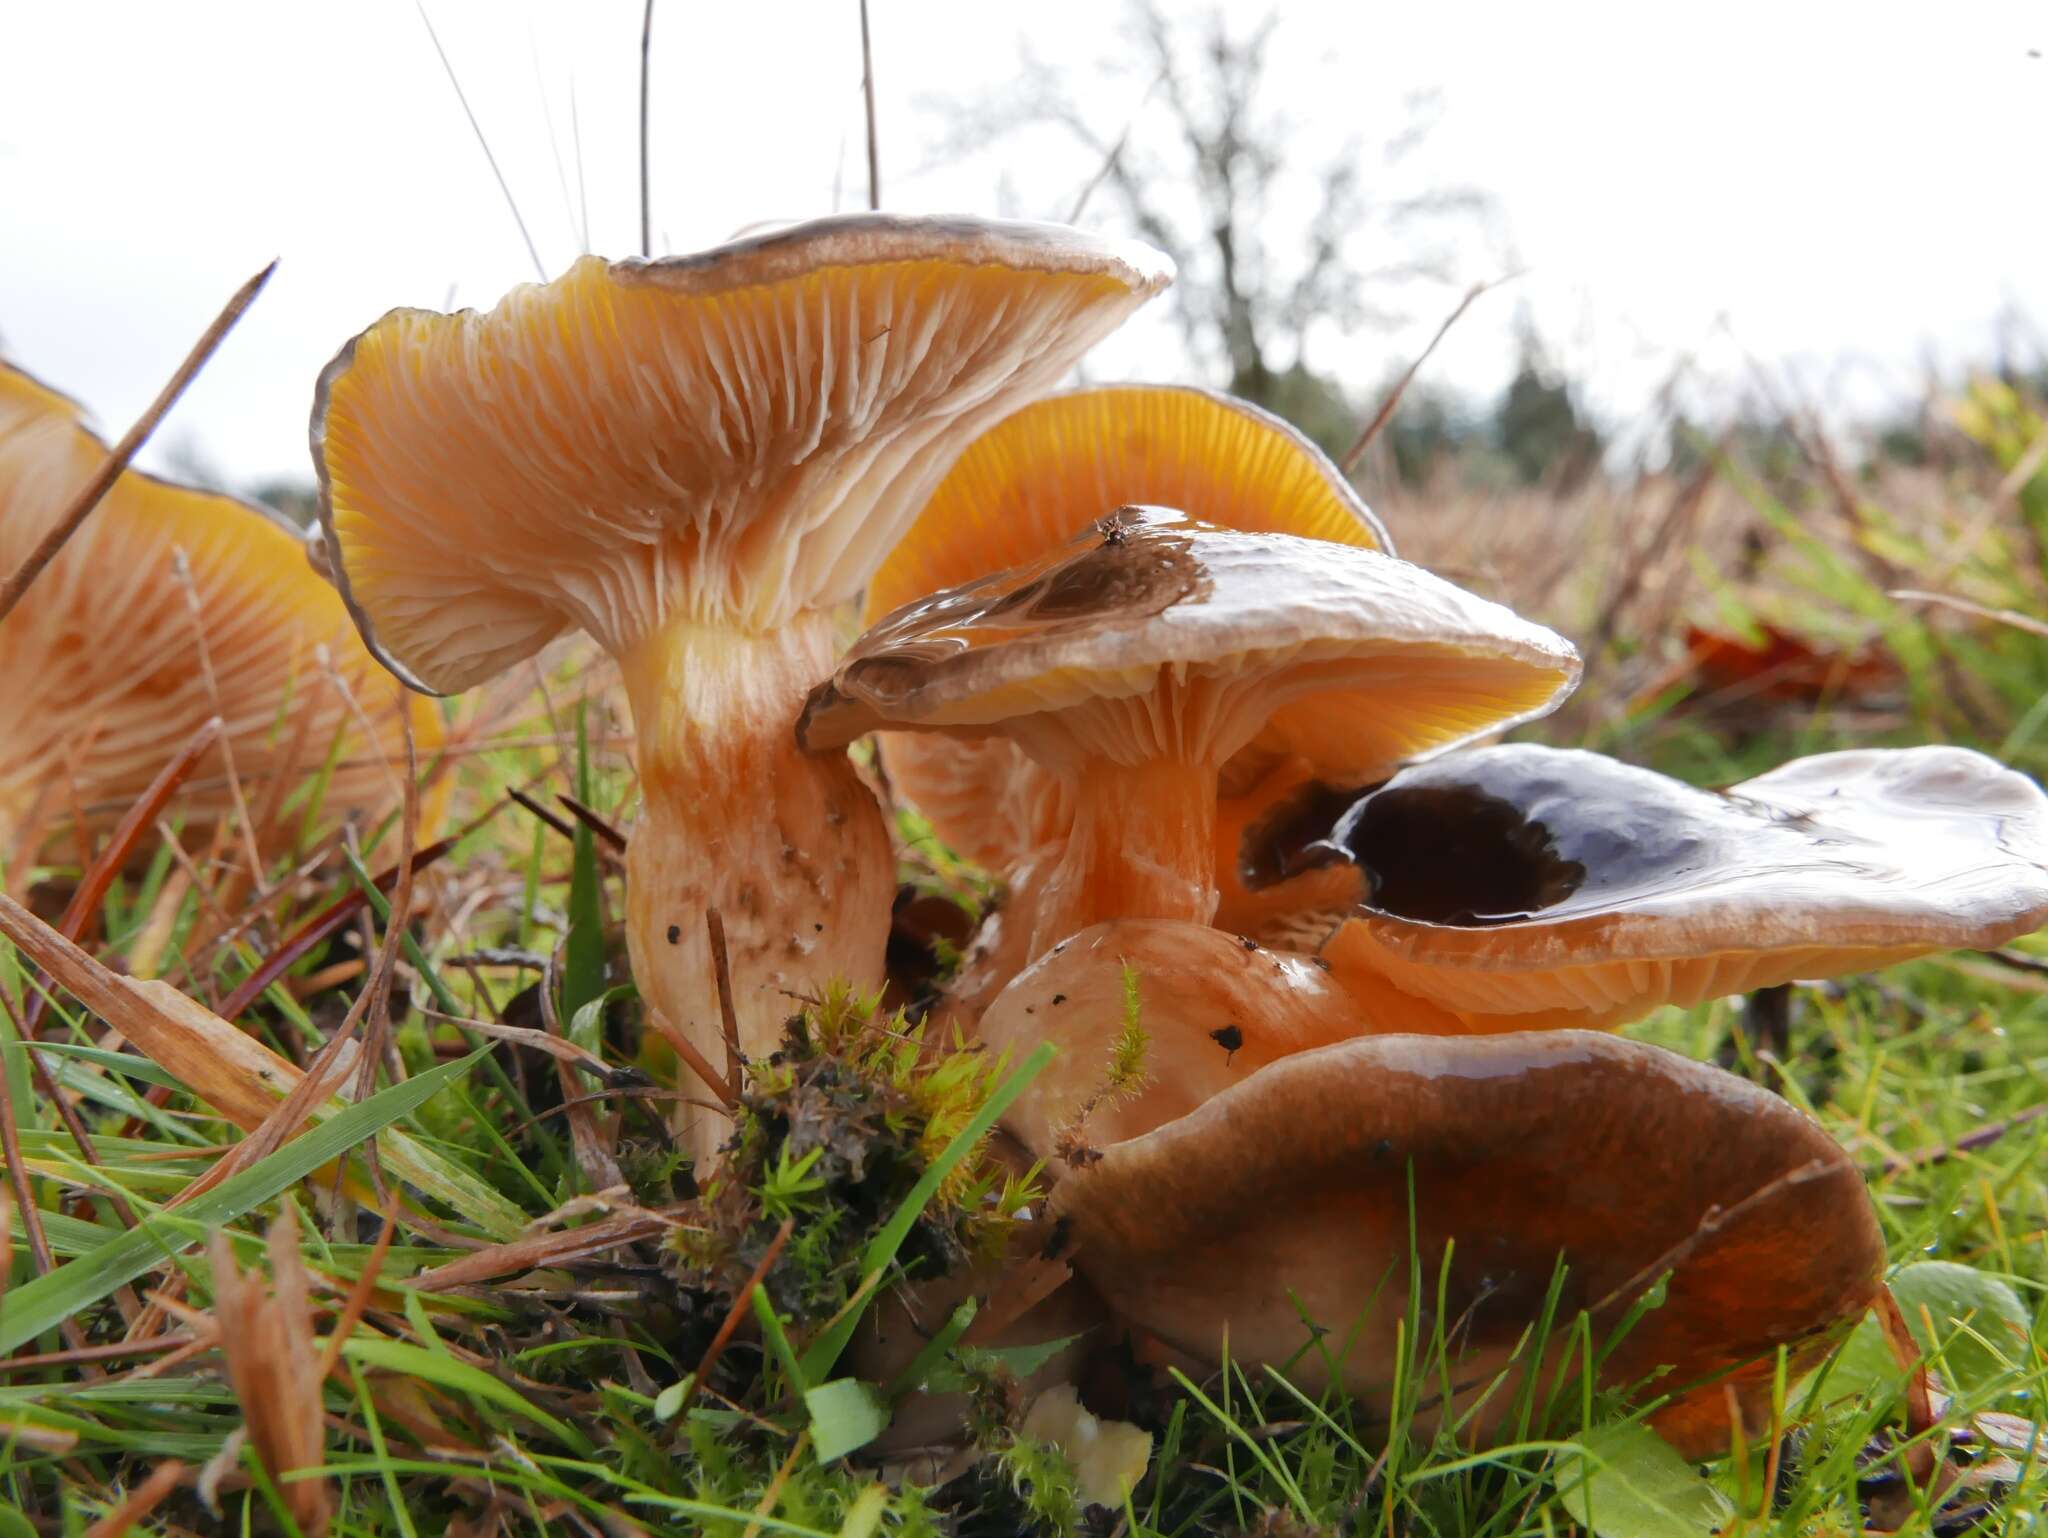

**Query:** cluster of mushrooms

left=14, top=211, right=2048, bottom=1478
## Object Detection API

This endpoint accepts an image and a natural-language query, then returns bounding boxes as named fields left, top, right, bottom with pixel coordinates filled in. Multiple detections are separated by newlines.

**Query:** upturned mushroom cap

left=865, top=383, right=1391, bottom=622
left=1315, top=744, right=2048, bottom=1030
left=978, top=925, right=1885, bottom=1458
left=0, top=363, right=435, bottom=848
left=863, top=384, right=1390, bottom=874
left=314, top=215, right=1175, bottom=694
left=802, top=507, right=1578, bottom=780
left=311, top=216, right=1172, bottom=1152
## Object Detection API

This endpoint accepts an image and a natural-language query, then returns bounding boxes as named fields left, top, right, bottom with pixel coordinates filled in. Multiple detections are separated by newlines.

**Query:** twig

left=170, top=550, right=265, bottom=892
left=350, top=711, right=421, bottom=1110
left=1067, top=73, right=1163, bottom=224
left=417, top=0, right=546, bottom=281
left=556, top=792, right=627, bottom=852
left=639, top=0, right=656, bottom=258
left=314, top=1198, right=401, bottom=1380
left=0, top=1335, right=198, bottom=1376
left=707, top=909, right=744, bottom=1093
left=1587, top=1158, right=1847, bottom=1318
left=0, top=260, right=274, bottom=625
left=859, top=0, right=880, bottom=210
left=507, top=786, right=577, bottom=842
left=520, top=1086, right=713, bottom=1131
left=645, top=1005, right=736, bottom=1109
left=1338, top=273, right=1516, bottom=477
left=1889, top=588, right=2048, bottom=641
left=675, top=1216, right=795, bottom=1418
left=0, top=989, right=69, bottom=1320
left=81, top=1457, right=185, bottom=1538
left=215, top=836, right=459, bottom=1021
left=1880, top=1104, right=2048, bottom=1175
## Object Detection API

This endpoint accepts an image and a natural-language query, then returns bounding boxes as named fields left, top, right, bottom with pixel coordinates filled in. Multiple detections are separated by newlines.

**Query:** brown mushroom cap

left=1056, top=1029, right=1881, bottom=1457
left=1313, top=744, right=2048, bottom=1030
left=0, top=362, right=435, bottom=851
left=808, top=508, right=1574, bottom=1014
left=804, top=507, right=1577, bottom=781
left=316, top=215, right=1173, bottom=695
left=862, top=384, right=1391, bottom=876
left=978, top=923, right=1883, bottom=1457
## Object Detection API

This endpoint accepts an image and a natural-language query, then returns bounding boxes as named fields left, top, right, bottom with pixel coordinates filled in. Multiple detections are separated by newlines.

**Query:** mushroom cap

left=313, top=214, right=1173, bottom=694
left=865, top=383, right=1388, bottom=872
left=0, top=362, right=434, bottom=844
left=864, top=383, right=1391, bottom=622
left=801, top=508, right=1580, bottom=784
left=1055, top=1029, right=1881, bottom=1457
left=980, top=919, right=1365, bottom=1158
left=1316, top=744, right=2048, bottom=1028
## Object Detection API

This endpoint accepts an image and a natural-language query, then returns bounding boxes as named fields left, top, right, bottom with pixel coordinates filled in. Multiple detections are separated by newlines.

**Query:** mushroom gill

left=312, top=215, right=1171, bottom=1159
left=0, top=361, right=436, bottom=858
left=862, top=383, right=1392, bottom=879
left=802, top=508, right=1578, bottom=1019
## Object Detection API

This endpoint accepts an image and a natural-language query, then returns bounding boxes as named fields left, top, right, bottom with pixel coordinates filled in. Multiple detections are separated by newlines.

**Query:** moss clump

left=673, top=980, right=1035, bottom=1325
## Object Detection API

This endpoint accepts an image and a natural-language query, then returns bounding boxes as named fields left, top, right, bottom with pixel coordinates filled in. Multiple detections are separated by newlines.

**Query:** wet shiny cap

left=312, top=214, right=1173, bottom=693
left=1315, top=743, right=2048, bottom=1028
left=801, top=507, right=1580, bottom=781
left=1053, top=1025, right=1883, bottom=1458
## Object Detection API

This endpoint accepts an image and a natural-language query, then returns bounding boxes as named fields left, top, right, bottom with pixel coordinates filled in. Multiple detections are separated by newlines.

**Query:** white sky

left=2, top=1, right=2043, bottom=487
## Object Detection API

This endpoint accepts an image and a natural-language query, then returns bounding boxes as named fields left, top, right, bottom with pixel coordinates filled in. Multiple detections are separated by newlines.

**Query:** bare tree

left=934, top=2, right=1494, bottom=450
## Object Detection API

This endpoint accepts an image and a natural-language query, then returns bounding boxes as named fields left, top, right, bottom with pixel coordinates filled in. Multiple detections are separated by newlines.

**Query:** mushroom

left=1300, top=743, right=2048, bottom=1032
left=801, top=508, right=1578, bottom=1012
left=310, top=215, right=1171, bottom=1152
left=0, top=361, right=435, bottom=854
left=860, top=382, right=1391, bottom=879
left=978, top=921, right=1886, bottom=1457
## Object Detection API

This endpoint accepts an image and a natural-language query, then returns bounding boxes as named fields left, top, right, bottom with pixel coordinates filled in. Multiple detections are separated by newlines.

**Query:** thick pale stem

left=617, top=610, right=893, bottom=1162
left=1027, top=755, right=1220, bottom=958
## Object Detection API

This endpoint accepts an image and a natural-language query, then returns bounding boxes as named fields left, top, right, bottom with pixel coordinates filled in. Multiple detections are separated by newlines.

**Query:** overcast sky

left=3, top=2, right=2043, bottom=487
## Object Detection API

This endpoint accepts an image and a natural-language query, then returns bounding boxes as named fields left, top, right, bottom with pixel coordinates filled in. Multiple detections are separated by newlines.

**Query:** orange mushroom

left=311, top=215, right=1170, bottom=1156
left=1297, top=743, right=2048, bottom=1032
left=802, top=508, right=1577, bottom=1018
left=979, top=920, right=1885, bottom=1457
left=862, top=383, right=1391, bottom=880
left=0, top=362, right=436, bottom=858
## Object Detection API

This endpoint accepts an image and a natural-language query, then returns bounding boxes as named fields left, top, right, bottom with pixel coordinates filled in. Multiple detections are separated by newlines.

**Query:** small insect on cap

left=1320, top=743, right=2048, bottom=1031
left=311, top=213, right=1175, bottom=695
left=0, top=362, right=434, bottom=848
left=802, top=506, right=1580, bottom=779
left=864, top=383, right=1392, bottom=876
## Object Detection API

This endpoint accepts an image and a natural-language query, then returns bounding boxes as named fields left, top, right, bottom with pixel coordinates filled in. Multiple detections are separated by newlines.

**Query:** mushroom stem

left=1028, top=755, right=1220, bottom=955
left=616, top=609, right=893, bottom=1158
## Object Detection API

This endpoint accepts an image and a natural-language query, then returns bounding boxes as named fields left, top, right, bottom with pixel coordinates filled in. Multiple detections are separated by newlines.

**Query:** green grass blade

left=0, top=1049, right=489, bottom=1355
left=797, top=1040, right=1055, bottom=1384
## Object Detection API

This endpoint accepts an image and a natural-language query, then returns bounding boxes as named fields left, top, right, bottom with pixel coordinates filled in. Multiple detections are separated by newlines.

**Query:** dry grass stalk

left=169, top=548, right=265, bottom=891
left=410, top=1210, right=677, bottom=1290
left=0, top=259, right=274, bottom=625
left=0, top=892, right=297, bottom=1127
left=209, top=1209, right=332, bottom=1537
left=82, top=1457, right=185, bottom=1538
left=1339, top=274, right=1513, bottom=477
